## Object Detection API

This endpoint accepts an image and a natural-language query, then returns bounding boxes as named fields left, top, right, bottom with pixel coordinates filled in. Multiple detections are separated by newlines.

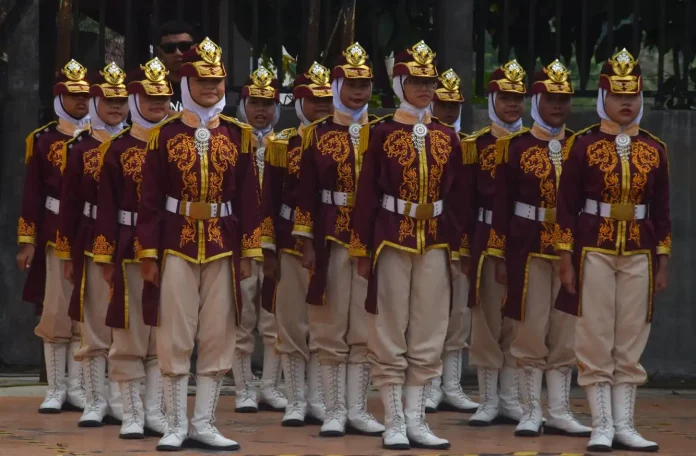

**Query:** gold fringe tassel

left=358, top=123, right=370, bottom=155
left=25, top=121, right=57, bottom=164
left=462, top=140, right=478, bottom=164
left=59, top=142, right=69, bottom=174
left=266, top=140, right=288, bottom=168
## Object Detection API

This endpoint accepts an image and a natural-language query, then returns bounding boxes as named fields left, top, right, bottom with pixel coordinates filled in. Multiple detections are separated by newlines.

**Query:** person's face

left=157, top=33, right=194, bottom=79
left=97, top=97, right=129, bottom=126
left=138, top=94, right=170, bottom=123
left=494, top=91, right=525, bottom=124
left=604, top=92, right=642, bottom=126
left=538, top=93, right=572, bottom=128
left=403, top=76, right=437, bottom=109
left=188, top=77, right=225, bottom=107
left=431, top=99, right=461, bottom=125
left=61, top=93, right=89, bottom=118
left=301, top=96, right=333, bottom=122
left=245, top=97, right=276, bottom=129
left=340, top=78, right=372, bottom=110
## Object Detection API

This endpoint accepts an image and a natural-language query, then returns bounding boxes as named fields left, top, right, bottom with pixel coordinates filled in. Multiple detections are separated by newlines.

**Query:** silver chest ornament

left=349, top=123, right=361, bottom=151
left=194, top=127, right=211, bottom=158
left=256, top=146, right=266, bottom=177
left=412, top=122, right=427, bottom=151
left=548, top=139, right=562, bottom=166
left=615, top=133, right=631, bottom=161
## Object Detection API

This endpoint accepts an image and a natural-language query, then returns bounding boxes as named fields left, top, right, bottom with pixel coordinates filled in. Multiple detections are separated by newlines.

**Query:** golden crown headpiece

left=141, top=57, right=168, bottom=82
left=100, top=62, right=126, bottom=85
left=502, top=59, right=526, bottom=83
left=251, top=66, right=274, bottom=88
left=408, top=40, right=436, bottom=66
left=610, top=48, right=637, bottom=77
left=343, top=42, right=368, bottom=66
left=439, top=68, right=460, bottom=92
left=197, top=37, right=222, bottom=65
left=62, top=59, right=88, bottom=81
left=307, top=61, right=330, bottom=86
left=543, top=59, right=570, bottom=83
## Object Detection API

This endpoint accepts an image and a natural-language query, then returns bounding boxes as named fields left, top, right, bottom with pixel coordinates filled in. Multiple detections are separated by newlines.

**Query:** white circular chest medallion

left=549, top=140, right=562, bottom=154
left=413, top=123, right=428, bottom=138
left=195, top=127, right=211, bottom=143
left=256, top=147, right=266, bottom=160
left=616, top=133, right=631, bottom=147
left=348, top=123, right=361, bottom=137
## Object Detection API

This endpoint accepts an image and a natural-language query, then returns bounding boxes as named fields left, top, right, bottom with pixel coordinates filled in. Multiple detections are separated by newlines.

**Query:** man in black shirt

left=155, top=21, right=195, bottom=113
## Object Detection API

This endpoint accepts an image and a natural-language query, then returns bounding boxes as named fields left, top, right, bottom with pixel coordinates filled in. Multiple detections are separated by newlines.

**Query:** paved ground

left=0, top=380, right=694, bottom=456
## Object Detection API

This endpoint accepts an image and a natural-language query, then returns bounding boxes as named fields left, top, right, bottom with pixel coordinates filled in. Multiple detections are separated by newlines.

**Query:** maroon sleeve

left=56, top=142, right=83, bottom=259
left=554, top=135, right=585, bottom=252
left=443, top=133, right=467, bottom=258
left=259, top=155, right=284, bottom=251
left=487, top=139, right=519, bottom=258
left=235, top=147, right=262, bottom=258
left=136, top=142, right=167, bottom=260
left=653, top=144, right=672, bottom=256
left=349, top=126, right=383, bottom=257
left=18, top=142, right=44, bottom=245
left=292, top=140, right=319, bottom=239
left=93, top=145, right=121, bottom=263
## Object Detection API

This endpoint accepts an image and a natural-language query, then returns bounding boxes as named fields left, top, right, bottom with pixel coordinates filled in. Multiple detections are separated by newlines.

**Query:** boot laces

left=46, top=348, right=59, bottom=399
left=519, top=368, right=540, bottom=425
left=477, top=369, right=494, bottom=414
left=385, top=385, right=406, bottom=438
left=85, top=358, right=102, bottom=412
left=205, top=376, right=223, bottom=433
left=127, top=383, right=143, bottom=426
left=594, top=383, right=612, bottom=435
left=237, top=352, right=255, bottom=401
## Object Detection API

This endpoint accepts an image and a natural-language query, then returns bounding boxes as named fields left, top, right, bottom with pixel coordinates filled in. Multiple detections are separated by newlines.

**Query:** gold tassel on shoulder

left=147, top=125, right=162, bottom=151
left=25, top=121, right=58, bottom=164
left=59, top=141, right=69, bottom=174
left=495, top=137, right=511, bottom=165
left=266, top=139, right=288, bottom=168
left=462, top=139, right=478, bottom=164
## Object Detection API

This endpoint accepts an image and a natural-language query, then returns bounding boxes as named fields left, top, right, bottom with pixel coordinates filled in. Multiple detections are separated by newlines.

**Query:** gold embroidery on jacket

left=47, top=141, right=66, bottom=168
left=627, top=140, right=659, bottom=248
left=242, top=227, right=261, bottom=250
left=83, top=148, right=102, bottom=181
left=287, top=146, right=302, bottom=176
left=658, top=233, right=672, bottom=250
left=520, top=145, right=556, bottom=251
left=206, top=134, right=238, bottom=249
left=207, top=219, right=223, bottom=248
left=479, top=144, right=497, bottom=178
left=349, top=231, right=367, bottom=252
left=586, top=139, right=619, bottom=245
left=121, top=146, right=147, bottom=200
left=318, top=131, right=353, bottom=234
left=18, top=217, right=36, bottom=238
left=167, top=134, right=199, bottom=248
left=427, top=130, right=451, bottom=238
left=295, top=208, right=313, bottom=228
left=133, top=237, right=143, bottom=257
left=260, top=216, right=275, bottom=239
left=55, top=230, right=71, bottom=253
left=93, top=235, right=115, bottom=256
left=384, top=130, right=418, bottom=242
left=553, top=225, right=574, bottom=245
left=488, top=228, right=506, bottom=250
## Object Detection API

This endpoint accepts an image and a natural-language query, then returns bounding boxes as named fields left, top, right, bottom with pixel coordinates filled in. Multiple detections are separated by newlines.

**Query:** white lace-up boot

left=107, top=379, right=123, bottom=423
left=425, top=377, right=441, bottom=413
left=65, top=341, right=85, bottom=411
left=319, top=363, right=347, bottom=437
left=499, top=366, right=523, bottom=423
left=281, top=354, right=307, bottom=426
left=404, top=385, right=450, bottom=449
left=232, top=350, right=258, bottom=412
left=306, top=352, right=325, bottom=424
left=143, top=359, right=167, bottom=436
left=155, top=375, right=189, bottom=451
left=189, top=375, right=240, bottom=450
left=545, top=367, right=592, bottom=437
left=39, top=343, right=68, bottom=413
left=440, top=350, right=479, bottom=413
left=612, top=383, right=659, bottom=452
left=259, top=345, right=287, bottom=411
left=585, top=382, right=615, bottom=452
left=346, top=363, right=384, bottom=436
left=78, top=356, right=108, bottom=427
left=380, top=384, right=409, bottom=450
left=468, top=368, right=499, bottom=426
left=514, top=366, right=544, bottom=437
left=119, top=380, right=144, bottom=439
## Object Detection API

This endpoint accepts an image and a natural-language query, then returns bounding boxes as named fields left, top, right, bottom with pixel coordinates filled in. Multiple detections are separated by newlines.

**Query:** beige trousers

left=275, top=252, right=318, bottom=361
left=34, top=246, right=81, bottom=344
left=576, top=252, right=651, bottom=386
left=157, top=255, right=237, bottom=376
left=74, top=258, right=112, bottom=361
left=308, top=243, right=368, bottom=364
left=109, top=263, right=158, bottom=382
left=469, top=255, right=515, bottom=369
left=509, top=257, right=575, bottom=369
left=444, top=268, right=472, bottom=352
left=368, top=247, right=450, bottom=387
left=236, top=260, right=277, bottom=354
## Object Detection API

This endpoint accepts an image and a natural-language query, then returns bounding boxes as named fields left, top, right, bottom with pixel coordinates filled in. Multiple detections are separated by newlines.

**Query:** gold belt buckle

left=610, top=203, right=635, bottom=221
left=543, top=208, right=557, bottom=224
left=182, top=201, right=212, bottom=220
left=415, top=203, right=434, bottom=220
left=345, top=192, right=355, bottom=208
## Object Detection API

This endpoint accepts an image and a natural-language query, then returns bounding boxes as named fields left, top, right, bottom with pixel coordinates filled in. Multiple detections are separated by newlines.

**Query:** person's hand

left=655, top=255, right=669, bottom=292
left=459, top=256, right=472, bottom=277
left=16, top=244, right=35, bottom=271
left=101, top=263, right=115, bottom=285
left=240, top=258, right=252, bottom=280
left=494, top=258, right=507, bottom=285
left=559, top=251, right=576, bottom=295
left=63, top=260, right=74, bottom=284
left=140, top=258, right=160, bottom=286
left=357, top=257, right=370, bottom=279
left=263, top=250, right=279, bottom=280
left=302, top=239, right=316, bottom=271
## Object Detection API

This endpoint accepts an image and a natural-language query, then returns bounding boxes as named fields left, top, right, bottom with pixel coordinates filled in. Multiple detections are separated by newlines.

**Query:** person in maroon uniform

left=487, top=60, right=591, bottom=438
left=95, top=57, right=173, bottom=439
left=292, top=42, right=384, bottom=438
left=56, top=62, right=129, bottom=427
left=463, top=60, right=527, bottom=427
left=425, top=68, right=478, bottom=415
left=351, top=40, right=467, bottom=450
left=16, top=59, right=91, bottom=414
left=136, top=37, right=260, bottom=452
left=261, top=61, right=333, bottom=427
left=555, top=49, right=669, bottom=453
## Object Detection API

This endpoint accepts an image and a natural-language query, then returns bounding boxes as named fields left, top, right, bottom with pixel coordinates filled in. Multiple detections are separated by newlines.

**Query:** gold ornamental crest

left=307, top=61, right=330, bottom=86
left=62, top=59, right=87, bottom=81
left=251, top=67, right=274, bottom=87
left=502, top=59, right=525, bottom=83
left=343, top=42, right=368, bottom=66
left=197, top=37, right=222, bottom=65
left=142, top=57, right=168, bottom=82
left=610, top=48, right=637, bottom=76
left=439, top=68, right=460, bottom=92
left=100, top=62, right=126, bottom=85
left=408, top=40, right=436, bottom=66
left=544, top=59, right=570, bottom=83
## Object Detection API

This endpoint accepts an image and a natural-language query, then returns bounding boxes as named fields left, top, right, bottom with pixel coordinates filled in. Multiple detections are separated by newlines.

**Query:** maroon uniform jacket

left=56, top=129, right=113, bottom=322
left=351, top=112, right=468, bottom=314
left=486, top=126, right=573, bottom=321
left=554, top=125, right=671, bottom=322
left=135, top=111, right=262, bottom=326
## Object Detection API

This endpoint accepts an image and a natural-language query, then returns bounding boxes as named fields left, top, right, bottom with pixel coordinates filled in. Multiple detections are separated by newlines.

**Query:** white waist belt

left=584, top=199, right=647, bottom=221
left=45, top=196, right=60, bottom=214
left=514, top=201, right=556, bottom=223
left=82, top=202, right=98, bottom=219
left=165, top=196, right=233, bottom=220
left=118, top=210, right=138, bottom=226
left=381, top=195, right=443, bottom=220
left=478, top=207, right=492, bottom=225
left=279, top=203, right=295, bottom=221
left=321, top=189, right=354, bottom=207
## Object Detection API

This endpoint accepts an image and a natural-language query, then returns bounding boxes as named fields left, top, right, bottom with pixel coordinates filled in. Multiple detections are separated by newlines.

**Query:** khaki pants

left=34, top=246, right=81, bottom=343
left=75, top=258, right=112, bottom=361
left=308, top=243, right=368, bottom=364
left=469, top=256, right=515, bottom=369
left=236, top=260, right=277, bottom=354
left=576, top=252, right=651, bottom=386
left=275, top=253, right=318, bottom=361
left=444, top=268, right=472, bottom=352
left=509, top=257, right=575, bottom=369
left=157, top=255, right=237, bottom=376
left=109, top=263, right=157, bottom=382
left=368, top=247, right=450, bottom=387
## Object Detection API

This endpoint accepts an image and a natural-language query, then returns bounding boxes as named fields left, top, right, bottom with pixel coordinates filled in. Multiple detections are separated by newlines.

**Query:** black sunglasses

left=159, top=41, right=194, bottom=54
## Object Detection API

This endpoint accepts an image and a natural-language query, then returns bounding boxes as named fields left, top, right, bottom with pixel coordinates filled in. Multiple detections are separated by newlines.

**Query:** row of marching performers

left=16, top=36, right=669, bottom=454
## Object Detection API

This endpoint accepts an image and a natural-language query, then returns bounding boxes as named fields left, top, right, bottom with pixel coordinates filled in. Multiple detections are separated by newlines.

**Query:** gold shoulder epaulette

left=301, top=115, right=331, bottom=152
left=266, top=127, right=298, bottom=168
left=358, top=114, right=392, bottom=154
left=461, top=126, right=491, bottom=164
left=562, top=124, right=598, bottom=161
left=495, top=129, right=527, bottom=165
left=25, top=121, right=58, bottom=164
left=639, top=128, right=667, bottom=150
left=59, top=130, right=89, bottom=174
left=146, top=113, right=182, bottom=151
left=430, top=116, right=454, bottom=129
left=220, top=114, right=253, bottom=154
left=99, top=127, right=131, bottom=168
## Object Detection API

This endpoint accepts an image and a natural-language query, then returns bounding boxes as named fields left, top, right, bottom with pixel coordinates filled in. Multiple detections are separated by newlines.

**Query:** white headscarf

left=331, top=77, right=370, bottom=122
left=53, top=95, right=90, bottom=131
left=88, top=96, right=127, bottom=136
left=596, top=88, right=644, bottom=129
left=429, top=101, right=462, bottom=133
left=181, top=76, right=226, bottom=126
left=531, top=93, right=563, bottom=136
left=488, top=92, right=523, bottom=132
left=393, top=74, right=430, bottom=122
left=129, top=94, right=167, bottom=130
left=295, top=99, right=311, bottom=126
left=236, top=97, right=281, bottom=140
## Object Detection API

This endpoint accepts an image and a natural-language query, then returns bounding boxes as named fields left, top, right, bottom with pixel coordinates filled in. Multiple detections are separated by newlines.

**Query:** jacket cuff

left=241, top=248, right=263, bottom=259
left=487, top=248, right=505, bottom=259
left=136, top=248, right=159, bottom=260
left=92, top=254, right=114, bottom=264
left=18, top=236, right=36, bottom=245
left=554, top=243, right=574, bottom=252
